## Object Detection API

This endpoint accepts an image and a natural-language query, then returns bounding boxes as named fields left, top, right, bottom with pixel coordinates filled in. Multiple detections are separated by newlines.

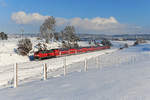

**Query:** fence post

left=14, top=63, right=18, bottom=88
left=63, top=56, right=67, bottom=76
left=131, top=56, right=133, bottom=64
left=133, top=56, right=135, bottom=64
left=43, top=63, right=47, bottom=80
left=84, top=58, right=87, bottom=72
left=127, top=56, right=130, bottom=65
left=96, top=56, right=99, bottom=68
left=99, top=56, right=102, bottom=69
left=133, top=56, right=136, bottom=63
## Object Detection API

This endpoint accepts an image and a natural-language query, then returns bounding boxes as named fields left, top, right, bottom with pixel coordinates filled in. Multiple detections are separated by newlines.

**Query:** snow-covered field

left=0, top=41, right=150, bottom=99
left=4, top=38, right=150, bottom=100
left=0, top=38, right=136, bottom=88
left=0, top=46, right=118, bottom=87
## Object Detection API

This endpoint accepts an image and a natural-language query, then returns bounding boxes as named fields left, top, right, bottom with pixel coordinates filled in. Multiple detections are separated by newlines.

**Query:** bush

left=17, top=38, right=32, bottom=56
left=0, top=32, right=8, bottom=40
left=62, top=41, right=79, bottom=49
left=36, top=37, right=41, bottom=40
left=101, top=39, right=112, bottom=46
left=36, top=43, right=48, bottom=51
left=73, top=43, right=79, bottom=48
left=133, top=41, right=138, bottom=46
left=124, top=43, right=128, bottom=48
left=133, top=39, right=146, bottom=46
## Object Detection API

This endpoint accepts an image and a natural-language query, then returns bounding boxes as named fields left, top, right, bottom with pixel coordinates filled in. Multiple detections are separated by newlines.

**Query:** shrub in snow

left=101, top=39, right=112, bottom=46
left=36, top=43, right=48, bottom=51
left=124, top=43, right=128, bottom=48
left=17, top=38, right=32, bottom=56
left=62, top=41, right=79, bottom=49
left=133, top=41, right=139, bottom=46
left=119, top=43, right=128, bottom=50
left=36, top=37, right=41, bottom=40
left=134, top=38, right=147, bottom=46
left=88, top=41, right=91, bottom=44
left=0, top=32, right=8, bottom=40
left=62, top=41, right=70, bottom=48
left=74, top=42, right=79, bottom=48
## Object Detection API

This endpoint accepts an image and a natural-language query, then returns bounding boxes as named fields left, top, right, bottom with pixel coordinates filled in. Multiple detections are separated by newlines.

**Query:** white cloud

left=68, top=17, right=119, bottom=30
left=11, top=11, right=142, bottom=34
left=11, top=11, right=48, bottom=24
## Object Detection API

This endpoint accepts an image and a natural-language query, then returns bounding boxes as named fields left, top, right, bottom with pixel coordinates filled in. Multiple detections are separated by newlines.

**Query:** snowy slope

left=0, top=43, right=150, bottom=100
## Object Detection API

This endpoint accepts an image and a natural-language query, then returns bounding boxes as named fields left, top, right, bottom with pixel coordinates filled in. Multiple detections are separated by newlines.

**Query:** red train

left=34, top=46, right=110, bottom=60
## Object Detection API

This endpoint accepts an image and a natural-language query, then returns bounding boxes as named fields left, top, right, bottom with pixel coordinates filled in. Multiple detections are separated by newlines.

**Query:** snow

left=1, top=43, right=150, bottom=100
left=0, top=38, right=121, bottom=87
left=111, top=40, right=134, bottom=48
left=0, top=38, right=29, bottom=66
left=0, top=47, right=117, bottom=87
left=2, top=38, right=150, bottom=100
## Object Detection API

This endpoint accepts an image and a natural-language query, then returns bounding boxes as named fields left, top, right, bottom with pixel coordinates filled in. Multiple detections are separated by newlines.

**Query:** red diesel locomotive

left=34, top=46, right=110, bottom=60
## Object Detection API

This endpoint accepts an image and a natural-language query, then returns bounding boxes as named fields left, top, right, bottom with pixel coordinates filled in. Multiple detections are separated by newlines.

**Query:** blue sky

left=0, top=0, right=150, bottom=34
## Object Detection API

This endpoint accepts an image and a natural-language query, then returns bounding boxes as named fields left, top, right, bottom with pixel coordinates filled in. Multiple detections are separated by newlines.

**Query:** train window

left=40, top=50, right=53, bottom=53
left=47, top=50, right=53, bottom=53
left=40, top=51, right=47, bottom=53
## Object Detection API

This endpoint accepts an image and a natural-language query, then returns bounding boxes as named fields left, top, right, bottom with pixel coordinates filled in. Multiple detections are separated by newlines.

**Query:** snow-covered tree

left=36, top=43, right=48, bottom=51
left=133, top=38, right=146, bottom=46
left=0, top=32, right=8, bottom=40
left=61, top=26, right=79, bottom=48
left=40, top=16, right=56, bottom=43
left=101, top=39, right=112, bottom=46
left=17, top=38, right=32, bottom=56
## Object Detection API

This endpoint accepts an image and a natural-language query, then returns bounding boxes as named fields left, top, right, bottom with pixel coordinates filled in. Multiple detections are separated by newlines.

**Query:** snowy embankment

left=1, top=43, right=150, bottom=100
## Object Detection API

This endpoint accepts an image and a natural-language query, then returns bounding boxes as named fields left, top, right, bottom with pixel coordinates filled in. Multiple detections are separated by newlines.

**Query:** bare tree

left=40, top=16, right=56, bottom=43
left=17, top=38, right=32, bottom=56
